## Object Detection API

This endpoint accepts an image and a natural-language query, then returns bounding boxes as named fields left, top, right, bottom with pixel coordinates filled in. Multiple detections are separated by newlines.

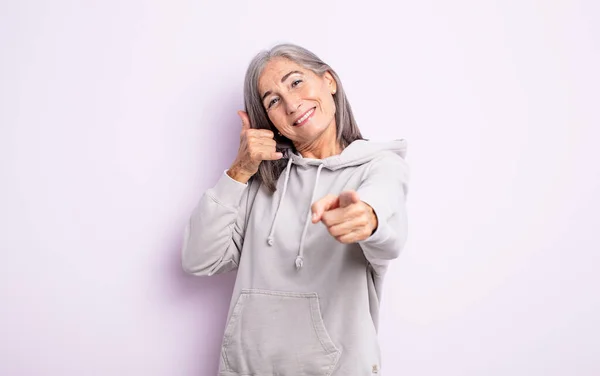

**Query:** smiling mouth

left=293, top=107, right=316, bottom=126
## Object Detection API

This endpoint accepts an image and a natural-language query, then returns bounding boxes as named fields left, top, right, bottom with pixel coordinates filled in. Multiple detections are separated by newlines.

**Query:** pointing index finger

left=339, top=191, right=360, bottom=208
left=311, top=194, right=340, bottom=223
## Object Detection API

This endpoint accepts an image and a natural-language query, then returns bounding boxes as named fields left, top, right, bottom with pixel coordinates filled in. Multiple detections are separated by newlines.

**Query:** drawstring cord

left=267, top=157, right=293, bottom=246
left=296, top=163, right=324, bottom=269
left=266, top=156, right=325, bottom=270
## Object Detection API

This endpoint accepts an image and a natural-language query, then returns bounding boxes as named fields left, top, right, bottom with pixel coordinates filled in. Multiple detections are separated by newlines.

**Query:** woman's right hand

left=227, top=110, right=283, bottom=183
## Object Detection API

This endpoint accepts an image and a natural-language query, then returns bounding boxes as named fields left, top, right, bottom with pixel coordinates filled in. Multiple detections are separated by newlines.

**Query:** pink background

left=1, top=0, right=599, bottom=375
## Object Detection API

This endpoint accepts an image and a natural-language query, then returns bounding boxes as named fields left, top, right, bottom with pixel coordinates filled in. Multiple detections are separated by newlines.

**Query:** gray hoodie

left=182, top=138, right=409, bottom=376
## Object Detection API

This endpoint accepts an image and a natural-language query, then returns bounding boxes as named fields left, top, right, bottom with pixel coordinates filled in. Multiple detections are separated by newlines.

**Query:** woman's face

left=258, top=57, right=337, bottom=147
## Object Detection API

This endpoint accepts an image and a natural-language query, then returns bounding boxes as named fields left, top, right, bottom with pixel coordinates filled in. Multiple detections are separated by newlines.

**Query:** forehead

left=258, top=57, right=309, bottom=93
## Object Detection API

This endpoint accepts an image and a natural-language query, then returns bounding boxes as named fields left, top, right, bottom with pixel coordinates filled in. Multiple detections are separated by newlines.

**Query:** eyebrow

left=261, top=70, right=304, bottom=102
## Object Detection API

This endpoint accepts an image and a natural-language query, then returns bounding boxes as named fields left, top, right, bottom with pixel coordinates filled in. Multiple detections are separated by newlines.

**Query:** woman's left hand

left=311, top=191, right=378, bottom=244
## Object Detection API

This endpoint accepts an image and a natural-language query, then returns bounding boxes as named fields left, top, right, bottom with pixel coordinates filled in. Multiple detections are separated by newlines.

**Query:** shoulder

left=365, top=151, right=409, bottom=177
left=359, top=151, right=410, bottom=196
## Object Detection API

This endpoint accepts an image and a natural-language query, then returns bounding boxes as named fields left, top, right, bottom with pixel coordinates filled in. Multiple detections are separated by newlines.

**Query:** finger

left=248, top=129, right=276, bottom=139
left=251, top=138, right=277, bottom=149
left=260, top=150, right=284, bottom=160
left=339, top=190, right=360, bottom=208
left=251, top=143, right=282, bottom=159
left=311, top=194, right=340, bottom=223
left=327, top=215, right=368, bottom=237
left=238, top=110, right=250, bottom=130
left=264, top=138, right=278, bottom=147
left=321, top=204, right=361, bottom=227
left=336, top=229, right=367, bottom=244
left=250, top=144, right=282, bottom=159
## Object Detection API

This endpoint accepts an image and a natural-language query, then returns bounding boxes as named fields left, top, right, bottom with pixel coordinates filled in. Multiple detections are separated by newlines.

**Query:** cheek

left=268, top=110, right=286, bottom=129
left=320, top=94, right=336, bottom=116
left=311, top=87, right=335, bottom=115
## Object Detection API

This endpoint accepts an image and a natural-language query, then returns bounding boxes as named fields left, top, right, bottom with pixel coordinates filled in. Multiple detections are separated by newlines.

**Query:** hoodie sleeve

left=357, top=152, right=409, bottom=276
left=181, top=170, right=257, bottom=276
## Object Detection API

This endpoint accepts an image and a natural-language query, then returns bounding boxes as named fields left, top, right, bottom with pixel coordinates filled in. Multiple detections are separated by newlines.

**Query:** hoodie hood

left=266, top=139, right=408, bottom=270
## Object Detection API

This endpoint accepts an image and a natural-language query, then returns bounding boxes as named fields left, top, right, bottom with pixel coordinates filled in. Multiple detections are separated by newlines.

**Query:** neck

left=295, top=121, right=342, bottom=159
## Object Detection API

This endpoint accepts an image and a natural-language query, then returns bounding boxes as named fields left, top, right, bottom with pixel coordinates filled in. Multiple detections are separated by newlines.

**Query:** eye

left=291, top=79, right=303, bottom=88
left=267, top=97, right=279, bottom=109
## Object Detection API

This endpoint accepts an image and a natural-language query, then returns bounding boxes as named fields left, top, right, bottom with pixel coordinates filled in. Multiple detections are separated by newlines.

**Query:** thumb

left=311, top=194, right=340, bottom=223
left=339, top=190, right=360, bottom=208
left=238, top=110, right=250, bottom=130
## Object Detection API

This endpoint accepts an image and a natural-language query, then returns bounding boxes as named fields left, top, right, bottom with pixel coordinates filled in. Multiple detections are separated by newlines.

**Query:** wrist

left=363, top=202, right=378, bottom=235
left=370, top=213, right=378, bottom=235
left=227, top=164, right=254, bottom=184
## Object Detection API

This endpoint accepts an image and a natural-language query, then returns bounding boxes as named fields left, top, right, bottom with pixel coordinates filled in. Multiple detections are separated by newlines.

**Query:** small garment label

left=372, top=364, right=379, bottom=374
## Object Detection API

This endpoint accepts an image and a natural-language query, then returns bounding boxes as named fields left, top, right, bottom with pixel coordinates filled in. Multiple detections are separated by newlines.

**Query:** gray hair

left=243, top=43, right=364, bottom=193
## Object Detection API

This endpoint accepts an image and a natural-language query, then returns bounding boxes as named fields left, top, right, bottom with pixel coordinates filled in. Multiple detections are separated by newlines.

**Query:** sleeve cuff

left=358, top=204, right=391, bottom=245
left=208, top=169, right=249, bottom=208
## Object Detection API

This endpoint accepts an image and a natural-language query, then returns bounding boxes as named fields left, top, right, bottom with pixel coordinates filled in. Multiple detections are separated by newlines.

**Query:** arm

left=357, top=152, right=410, bottom=276
left=181, top=170, right=257, bottom=276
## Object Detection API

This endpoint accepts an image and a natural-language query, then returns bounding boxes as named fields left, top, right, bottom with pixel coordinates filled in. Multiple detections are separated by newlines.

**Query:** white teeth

left=295, top=108, right=314, bottom=125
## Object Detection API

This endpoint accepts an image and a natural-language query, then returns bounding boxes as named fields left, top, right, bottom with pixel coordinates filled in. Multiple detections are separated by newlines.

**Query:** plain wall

left=1, top=0, right=598, bottom=375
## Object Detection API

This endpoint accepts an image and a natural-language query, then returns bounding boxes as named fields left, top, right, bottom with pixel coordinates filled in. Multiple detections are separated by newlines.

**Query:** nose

left=283, top=93, right=301, bottom=115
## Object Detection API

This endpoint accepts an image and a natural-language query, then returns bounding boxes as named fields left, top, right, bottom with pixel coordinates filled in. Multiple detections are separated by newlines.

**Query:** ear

left=323, top=71, right=337, bottom=93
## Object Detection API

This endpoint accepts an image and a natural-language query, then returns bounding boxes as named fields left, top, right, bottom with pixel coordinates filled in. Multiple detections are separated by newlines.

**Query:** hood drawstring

left=296, top=163, right=324, bottom=269
left=263, top=139, right=408, bottom=270
left=266, top=156, right=325, bottom=270
left=267, top=157, right=293, bottom=246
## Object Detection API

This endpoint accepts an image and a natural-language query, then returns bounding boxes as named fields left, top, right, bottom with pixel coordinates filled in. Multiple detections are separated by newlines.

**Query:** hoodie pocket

left=222, top=289, right=341, bottom=376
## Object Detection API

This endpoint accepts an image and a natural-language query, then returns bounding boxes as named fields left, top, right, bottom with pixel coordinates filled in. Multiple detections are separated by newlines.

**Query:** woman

left=182, top=43, right=409, bottom=376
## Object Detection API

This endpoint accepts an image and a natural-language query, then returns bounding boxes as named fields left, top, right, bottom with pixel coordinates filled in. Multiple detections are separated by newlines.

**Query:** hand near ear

left=311, top=191, right=378, bottom=244
left=227, top=110, right=283, bottom=184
